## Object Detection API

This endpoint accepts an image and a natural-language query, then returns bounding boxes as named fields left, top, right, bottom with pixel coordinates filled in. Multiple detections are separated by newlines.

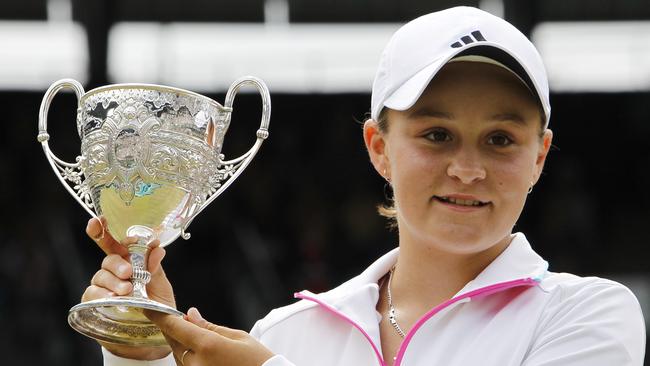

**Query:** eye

left=487, top=133, right=513, bottom=146
left=424, top=128, right=452, bottom=143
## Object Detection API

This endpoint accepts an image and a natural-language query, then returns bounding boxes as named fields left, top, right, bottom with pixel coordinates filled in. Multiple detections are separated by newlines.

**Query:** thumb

left=87, top=217, right=128, bottom=257
left=186, top=307, right=212, bottom=329
left=148, top=243, right=166, bottom=275
left=144, top=243, right=175, bottom=308
left=186, top=308, right=247, bottom=340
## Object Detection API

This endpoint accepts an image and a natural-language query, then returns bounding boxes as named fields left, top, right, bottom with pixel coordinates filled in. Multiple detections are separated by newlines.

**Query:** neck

left=389, top=232, right=513, bottom=313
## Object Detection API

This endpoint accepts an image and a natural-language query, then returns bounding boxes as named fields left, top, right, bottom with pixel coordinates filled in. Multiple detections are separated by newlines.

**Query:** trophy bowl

left=37, top=77, right=270, bottom=346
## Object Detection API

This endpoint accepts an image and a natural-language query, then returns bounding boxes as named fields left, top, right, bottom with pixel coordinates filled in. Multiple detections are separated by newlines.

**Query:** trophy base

left=68, top=296, right=184, bottom=347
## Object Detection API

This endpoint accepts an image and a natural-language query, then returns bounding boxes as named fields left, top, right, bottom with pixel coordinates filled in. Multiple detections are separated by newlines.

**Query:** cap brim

left=383, top=54, right=451, bottom=112
left=383, top=42, right=548, bottom=126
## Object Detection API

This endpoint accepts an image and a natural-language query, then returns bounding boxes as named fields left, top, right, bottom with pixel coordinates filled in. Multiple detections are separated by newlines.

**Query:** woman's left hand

left=147, top=307, right=275, bottom=366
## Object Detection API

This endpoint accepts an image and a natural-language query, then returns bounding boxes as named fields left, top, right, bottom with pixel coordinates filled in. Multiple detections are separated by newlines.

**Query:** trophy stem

left=128, top=239, right=152, bottom=299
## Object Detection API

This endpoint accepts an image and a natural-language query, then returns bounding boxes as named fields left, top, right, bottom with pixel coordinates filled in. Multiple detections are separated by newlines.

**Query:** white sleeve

left=522, top=280, right=646, bottom=366
left=251, top=314, right=297, bottom=366
left=102, top=348, right=175, bottom=366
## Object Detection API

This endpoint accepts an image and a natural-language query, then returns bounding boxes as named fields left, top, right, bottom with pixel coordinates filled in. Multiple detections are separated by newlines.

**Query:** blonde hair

left=372, top=108, right=398, bottom=228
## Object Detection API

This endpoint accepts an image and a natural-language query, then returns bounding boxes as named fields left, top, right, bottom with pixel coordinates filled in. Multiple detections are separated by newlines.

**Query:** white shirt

left=104, top=233, right=646, bottom=365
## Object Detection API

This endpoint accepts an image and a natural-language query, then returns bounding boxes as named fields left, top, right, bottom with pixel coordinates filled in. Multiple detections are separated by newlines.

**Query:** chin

left=424, top=224, right=504, bottom=255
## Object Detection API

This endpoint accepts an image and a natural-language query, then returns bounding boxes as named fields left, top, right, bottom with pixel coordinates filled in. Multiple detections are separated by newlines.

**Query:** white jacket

left=104, top=233, right=646, bottom=366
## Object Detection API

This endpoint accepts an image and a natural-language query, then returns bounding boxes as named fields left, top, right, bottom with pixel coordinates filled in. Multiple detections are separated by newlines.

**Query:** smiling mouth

left=433, top=196, right=489, bottom=207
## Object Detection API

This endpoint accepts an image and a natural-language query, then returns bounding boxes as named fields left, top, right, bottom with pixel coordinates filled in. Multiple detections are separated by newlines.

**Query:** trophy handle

left=37, top=78, right=97, bottom=218
left=180, top=76, right=271, bottom=239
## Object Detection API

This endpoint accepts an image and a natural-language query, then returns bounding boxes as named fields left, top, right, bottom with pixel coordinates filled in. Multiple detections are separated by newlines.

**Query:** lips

left=433, top=195, right=489, bottom=207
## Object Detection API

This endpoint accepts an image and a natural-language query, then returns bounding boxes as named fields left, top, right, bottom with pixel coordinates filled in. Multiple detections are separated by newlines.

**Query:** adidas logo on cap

left=450, top=30, right=487, bottom=48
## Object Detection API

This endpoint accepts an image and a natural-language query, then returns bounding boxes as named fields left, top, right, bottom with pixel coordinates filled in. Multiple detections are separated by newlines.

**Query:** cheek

left=492, top=153, right=536, bottom=199
left=488, top=155, right=537, bottom=237
left=392, top=144, right=443, bottom=187
left=389, top=144, right=444, bottom=210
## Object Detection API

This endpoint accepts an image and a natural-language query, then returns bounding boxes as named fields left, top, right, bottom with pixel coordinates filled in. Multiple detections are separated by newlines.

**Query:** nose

left=446, top=151, right=486, bottom=184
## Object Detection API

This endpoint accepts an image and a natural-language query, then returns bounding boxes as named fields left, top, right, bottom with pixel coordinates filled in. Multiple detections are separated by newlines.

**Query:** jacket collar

left=298, top=232, right=549, bottom=313
left=294, top=233, right=549, bottom=355
left=454, top=232, right=549, bottom=296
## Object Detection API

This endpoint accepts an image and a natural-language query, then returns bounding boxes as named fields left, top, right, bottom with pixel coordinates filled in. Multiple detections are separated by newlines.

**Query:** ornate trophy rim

left=68, top=297, right=184, bottom=347
left=81, top=83, right=227, bottom=111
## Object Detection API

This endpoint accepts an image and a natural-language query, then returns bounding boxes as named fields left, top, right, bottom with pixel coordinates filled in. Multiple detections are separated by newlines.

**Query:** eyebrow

left=488, top=113, right=527, bottom=125
left=408, top=107, right=454, bottom=119
left=408, top=107, right=530, bottom=126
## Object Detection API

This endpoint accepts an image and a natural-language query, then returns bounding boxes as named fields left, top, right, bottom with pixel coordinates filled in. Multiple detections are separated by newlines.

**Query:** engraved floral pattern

left=54, top=160, right=95, bottom=209
left=76, top=87, right=231, bottom=207
left=47, top=81, right=267, bottom=246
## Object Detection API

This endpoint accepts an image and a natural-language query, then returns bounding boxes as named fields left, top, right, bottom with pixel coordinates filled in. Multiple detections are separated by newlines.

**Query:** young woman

left=84, top=6, right=645, bottom=366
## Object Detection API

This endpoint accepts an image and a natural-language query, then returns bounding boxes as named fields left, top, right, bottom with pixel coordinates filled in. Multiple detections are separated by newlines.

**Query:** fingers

left=186, top=308, right=248, bottom=340
left=185, top=308, right=208, bottom=327
left=81, top=284, right=114, bottom=302
left=87, top=217, right=164, bottom=273
left=86, top=217, right=128, bottom=256
left=84, top=254, right=134, bottom=299
left=86, top=216, right=104, bottom=241
left=91, top=269, right=133, bottom=296
left=178, top=308, right=275, bottom=365
left=146, top=311, right=220, bottom=351
left=152, top=309, right=272, bottom=366
left=102, top=254, right=132, bottom=279
left=86, top=218, right=176, bottom=309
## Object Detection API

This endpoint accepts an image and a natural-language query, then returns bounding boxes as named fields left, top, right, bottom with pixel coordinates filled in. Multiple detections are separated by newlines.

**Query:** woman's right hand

left=82, top=217, right=176, bottom=360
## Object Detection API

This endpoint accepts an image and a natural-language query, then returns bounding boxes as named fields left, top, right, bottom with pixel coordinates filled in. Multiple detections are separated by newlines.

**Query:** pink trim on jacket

left=294, top=292, right=388, bottom=366
left=295, top=277, right=540, bottom=366
left=394, top=278, right=539, bottom=365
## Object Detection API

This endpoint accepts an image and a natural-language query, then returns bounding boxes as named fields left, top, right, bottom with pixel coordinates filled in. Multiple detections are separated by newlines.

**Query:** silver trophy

left=37, top=77, right=270, bottom=346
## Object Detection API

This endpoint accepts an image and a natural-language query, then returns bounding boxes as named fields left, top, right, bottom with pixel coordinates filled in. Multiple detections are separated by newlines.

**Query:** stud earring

left=383, top=168, right=390, bottom=182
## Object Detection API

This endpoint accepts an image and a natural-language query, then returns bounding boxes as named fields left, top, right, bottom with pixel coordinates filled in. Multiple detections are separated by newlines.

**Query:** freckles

left=496, top=181, right=507, bottom=195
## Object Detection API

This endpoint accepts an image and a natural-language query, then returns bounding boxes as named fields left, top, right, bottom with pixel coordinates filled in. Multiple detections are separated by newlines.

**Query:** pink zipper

left=295, top=277, right=539, bottom=366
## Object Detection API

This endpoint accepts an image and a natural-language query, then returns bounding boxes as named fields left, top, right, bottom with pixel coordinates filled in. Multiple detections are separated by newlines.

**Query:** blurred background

left=1, top=0, right=649, bottom=364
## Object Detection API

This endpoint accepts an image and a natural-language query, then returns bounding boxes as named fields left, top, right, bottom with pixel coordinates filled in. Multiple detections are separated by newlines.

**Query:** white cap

left=371, top=6, right=551, bottom=128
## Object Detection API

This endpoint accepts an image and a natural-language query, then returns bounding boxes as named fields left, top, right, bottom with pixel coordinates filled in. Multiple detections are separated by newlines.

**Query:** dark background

left=1, top=0, right=649, bottom=364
